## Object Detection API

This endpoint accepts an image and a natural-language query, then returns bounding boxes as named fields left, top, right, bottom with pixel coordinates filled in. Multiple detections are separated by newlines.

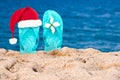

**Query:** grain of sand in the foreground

left=0, top=47, right=120, bottom=80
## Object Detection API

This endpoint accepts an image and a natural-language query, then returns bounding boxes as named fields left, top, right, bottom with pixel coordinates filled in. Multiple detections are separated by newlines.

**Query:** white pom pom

left=9, top=38, right=17, bottom=45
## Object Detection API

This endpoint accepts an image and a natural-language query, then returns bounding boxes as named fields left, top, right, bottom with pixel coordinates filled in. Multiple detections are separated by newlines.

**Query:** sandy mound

left=0, top=47, right=120, bottom=80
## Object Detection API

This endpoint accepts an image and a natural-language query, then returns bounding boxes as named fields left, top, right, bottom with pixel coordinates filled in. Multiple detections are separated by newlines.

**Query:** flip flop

left=19, top=27, right=39, bottom=53
left=43, top=10, right=63, bottom=52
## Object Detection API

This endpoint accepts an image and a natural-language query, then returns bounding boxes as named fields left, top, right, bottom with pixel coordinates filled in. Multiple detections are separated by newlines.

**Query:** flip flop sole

left=19, top=27, right=39, bottom=53
left=43, top=10, right=63, bottom=52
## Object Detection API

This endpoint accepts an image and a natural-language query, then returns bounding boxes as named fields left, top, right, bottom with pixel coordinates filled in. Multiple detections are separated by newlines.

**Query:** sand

left=0, top=47, right=120, bottom=80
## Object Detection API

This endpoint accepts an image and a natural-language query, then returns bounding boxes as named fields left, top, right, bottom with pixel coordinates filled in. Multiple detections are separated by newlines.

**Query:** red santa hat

left=9, top=7, right=42, bottom=45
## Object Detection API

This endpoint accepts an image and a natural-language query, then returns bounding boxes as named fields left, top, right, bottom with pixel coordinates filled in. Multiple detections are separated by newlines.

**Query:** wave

left=94, top=13, right=111, bottom=18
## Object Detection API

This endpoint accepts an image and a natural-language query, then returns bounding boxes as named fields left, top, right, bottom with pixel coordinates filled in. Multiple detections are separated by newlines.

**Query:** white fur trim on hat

left=18, top=19, right=42, bottom=28
left=9, top=38, right=17, bottom=45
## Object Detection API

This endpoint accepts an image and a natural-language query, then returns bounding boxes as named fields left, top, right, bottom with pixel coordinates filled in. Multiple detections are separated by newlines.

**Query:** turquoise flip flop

left=43, top=10, right=63, bottom=52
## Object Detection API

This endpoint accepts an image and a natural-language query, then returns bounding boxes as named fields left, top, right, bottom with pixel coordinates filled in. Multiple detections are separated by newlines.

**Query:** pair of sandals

left=9, top=7, right=63, bottom=53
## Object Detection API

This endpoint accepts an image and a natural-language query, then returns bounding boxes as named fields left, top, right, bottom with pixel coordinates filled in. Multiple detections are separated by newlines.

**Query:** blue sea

left=0, top=0, right=120, bottom=52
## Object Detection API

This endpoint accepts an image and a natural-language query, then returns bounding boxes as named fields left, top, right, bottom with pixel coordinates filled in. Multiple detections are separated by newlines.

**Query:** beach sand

left=0, top=47, right=120, bottom=80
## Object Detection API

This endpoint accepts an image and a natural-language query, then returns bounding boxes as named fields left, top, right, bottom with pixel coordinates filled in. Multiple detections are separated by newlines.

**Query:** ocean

left=0, top=0, right=120, bottom=52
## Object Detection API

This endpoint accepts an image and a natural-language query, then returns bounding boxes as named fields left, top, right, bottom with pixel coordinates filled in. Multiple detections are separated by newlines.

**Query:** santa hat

left=9, top=7, right=42, bottom=45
